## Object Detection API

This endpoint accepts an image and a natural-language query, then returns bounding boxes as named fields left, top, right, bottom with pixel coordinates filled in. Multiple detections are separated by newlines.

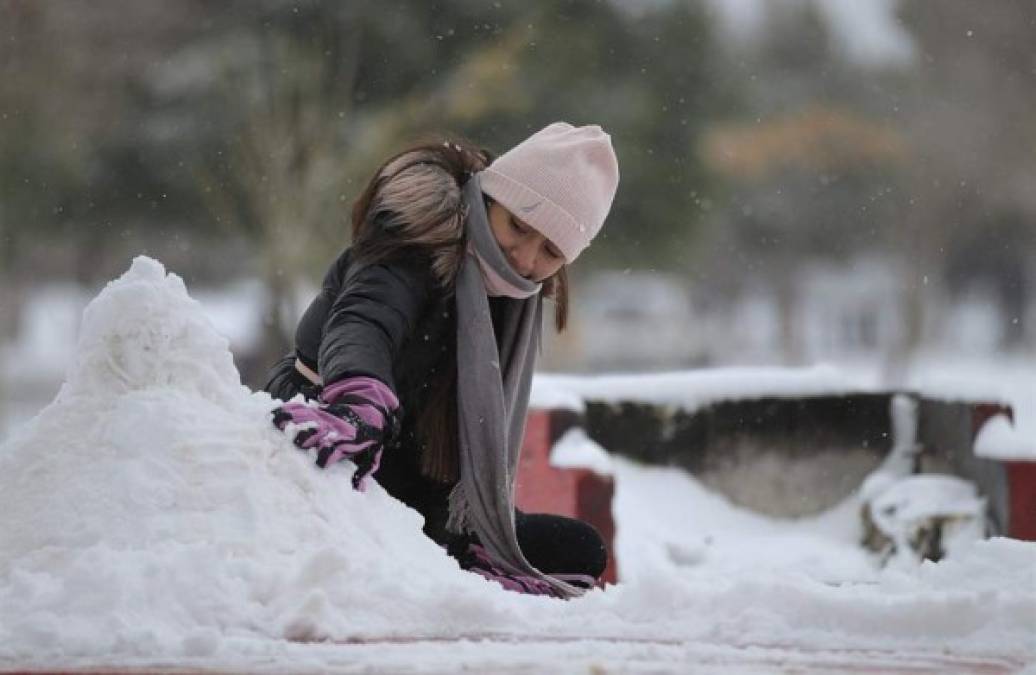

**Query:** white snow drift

left=0, top=257, right=1033, bottom=671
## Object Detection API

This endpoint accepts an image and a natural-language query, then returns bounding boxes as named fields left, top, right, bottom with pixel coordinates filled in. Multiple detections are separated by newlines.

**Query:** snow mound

left=867, top=475, right=987, bottom=565
left=61, top=255, right=242, bottom=402
left=974, top=414, right=1035, bottom=460
left=550, top=427, right=614, bottom=476
left=0, top=257, right=520, bottom=662
left=1, top=257, right=1034, bottom=670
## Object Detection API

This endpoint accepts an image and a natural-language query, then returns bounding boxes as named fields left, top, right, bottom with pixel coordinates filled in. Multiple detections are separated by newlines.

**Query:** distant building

left=795, top=257, right=908, bottom=362
left=546, top=256, right=1028, bottom=372
left=542, top=271, right=704, bottom=372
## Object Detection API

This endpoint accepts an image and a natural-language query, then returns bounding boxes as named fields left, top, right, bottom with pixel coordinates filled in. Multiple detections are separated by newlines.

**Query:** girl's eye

left=509, top=218, right=526, bottom=233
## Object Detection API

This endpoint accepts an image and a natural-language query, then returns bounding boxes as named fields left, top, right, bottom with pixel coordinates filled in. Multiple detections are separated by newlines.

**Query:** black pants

left=513, top=510, right=608, bottom=580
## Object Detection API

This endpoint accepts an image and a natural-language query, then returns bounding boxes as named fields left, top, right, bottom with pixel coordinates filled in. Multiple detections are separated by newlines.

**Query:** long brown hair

left=349, top=135, right=570, bottom=482
left=350, top=136, right=569, bottom=330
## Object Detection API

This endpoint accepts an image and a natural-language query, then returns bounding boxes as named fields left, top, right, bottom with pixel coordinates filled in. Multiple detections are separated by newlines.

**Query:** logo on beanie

left=519, top=201, right=542, bottom=214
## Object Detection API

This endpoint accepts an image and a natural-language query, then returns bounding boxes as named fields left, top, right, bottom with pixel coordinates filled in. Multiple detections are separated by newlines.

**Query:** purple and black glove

left=271, top=376, right=400, bottom=491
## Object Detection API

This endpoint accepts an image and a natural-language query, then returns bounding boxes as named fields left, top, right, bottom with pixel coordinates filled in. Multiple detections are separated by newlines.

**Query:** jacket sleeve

left=317, top=252, right=434, bottom=392
left=294, top=248, right=353, bottom=371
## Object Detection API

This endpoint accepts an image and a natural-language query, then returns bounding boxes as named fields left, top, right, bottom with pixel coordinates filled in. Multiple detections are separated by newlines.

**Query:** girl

left=266, top=122, right=620, bottom=599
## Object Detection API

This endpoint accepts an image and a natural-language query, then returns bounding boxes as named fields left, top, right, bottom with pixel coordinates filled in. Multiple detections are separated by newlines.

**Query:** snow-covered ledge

left=531, top=365, right=875, bottom=414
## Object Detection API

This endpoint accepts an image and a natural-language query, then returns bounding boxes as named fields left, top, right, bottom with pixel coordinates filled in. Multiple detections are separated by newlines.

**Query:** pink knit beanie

left=479, top=122, right=619, bottom=262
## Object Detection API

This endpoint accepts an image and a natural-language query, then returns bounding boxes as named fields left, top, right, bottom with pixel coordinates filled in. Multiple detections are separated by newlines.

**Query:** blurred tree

left=194, top=31, right=357, bottom=381
left=0, top=1, right=226, bottom=286
left=2, top=0, right=723, bottom=276
left=304, top=0, right=722, bottom=272
left=463, top=0, right=720, bottom=271
left=896, top=0, right=1036, bottom=354
left=696, top=2, right=909, bottom=362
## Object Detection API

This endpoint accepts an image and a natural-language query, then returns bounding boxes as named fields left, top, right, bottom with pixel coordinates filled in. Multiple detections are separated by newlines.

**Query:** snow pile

left=1, top=257, right=1034, bottom=671
left=0, top=257, right=522, bottom=662
left=867, top=475, right=987, bottom=564
left=549, top=427, right=614, bottom=476
left=975, top=413, right=1035, bottom=460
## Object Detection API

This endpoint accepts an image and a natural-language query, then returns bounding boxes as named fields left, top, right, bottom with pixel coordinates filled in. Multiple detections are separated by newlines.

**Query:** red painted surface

left=515, top=410, right=619, bottom=585
left=1005, top=461, right=1036, bottom=541
left=971, top=403, right=1036, bottom=541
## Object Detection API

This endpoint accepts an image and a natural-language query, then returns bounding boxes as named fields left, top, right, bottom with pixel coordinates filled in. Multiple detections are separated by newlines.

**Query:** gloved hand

left=272, top=376, right=400, bottom=491
left=458, top=543, right=565, bottom=598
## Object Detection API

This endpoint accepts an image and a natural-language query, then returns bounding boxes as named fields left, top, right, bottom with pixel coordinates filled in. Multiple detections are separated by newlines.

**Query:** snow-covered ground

left=1, top=257, right=1034, bottom=674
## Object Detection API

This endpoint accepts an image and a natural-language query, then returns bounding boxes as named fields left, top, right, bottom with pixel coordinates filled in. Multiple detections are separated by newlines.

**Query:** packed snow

left=975, top=413, right=1036, bottom=461
left=905, top=358, right=1036, bottom=458
left=530, top=366, right=875, bottom=414
left=1, top=257, right=1033, bottom=673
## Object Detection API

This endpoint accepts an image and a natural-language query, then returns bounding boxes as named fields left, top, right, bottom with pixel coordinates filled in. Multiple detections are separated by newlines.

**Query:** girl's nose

left=509, top=244, right=537, bottom=278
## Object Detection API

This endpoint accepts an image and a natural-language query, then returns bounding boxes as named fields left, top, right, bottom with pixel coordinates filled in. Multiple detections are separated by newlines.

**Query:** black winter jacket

left=264, top=245, right=510, bottom=545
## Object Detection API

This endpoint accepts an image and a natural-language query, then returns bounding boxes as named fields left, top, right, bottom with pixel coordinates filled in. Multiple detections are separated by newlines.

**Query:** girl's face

left=487, top=201, right=567, bottom=282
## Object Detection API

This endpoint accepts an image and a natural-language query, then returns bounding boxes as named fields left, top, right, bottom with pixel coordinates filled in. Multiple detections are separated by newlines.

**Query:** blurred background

left=1, top=0, right=1034, bottom=439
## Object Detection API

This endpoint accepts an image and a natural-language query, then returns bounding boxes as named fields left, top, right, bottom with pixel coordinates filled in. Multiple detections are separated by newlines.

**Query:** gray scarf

left=445, top=173, right=583, bottom=599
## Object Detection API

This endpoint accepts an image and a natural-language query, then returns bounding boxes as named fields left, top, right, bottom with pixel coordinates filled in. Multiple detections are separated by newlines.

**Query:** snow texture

left=867, top=475, right=987, bottom=564
left=531, top=366, right=873, bottom=413
left=549, top=427, right=615, bottom=476
left=1, top=257, right=1034, bottom=672
left=905, top=358, right=1035, bottom=445
left=975, top=413, right=1036, bottom=460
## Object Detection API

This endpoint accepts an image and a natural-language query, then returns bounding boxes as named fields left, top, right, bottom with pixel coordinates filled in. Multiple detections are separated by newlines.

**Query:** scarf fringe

left=447, top=481, right=584, bottom=599
left=446, top=481, right=474, bottom=536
